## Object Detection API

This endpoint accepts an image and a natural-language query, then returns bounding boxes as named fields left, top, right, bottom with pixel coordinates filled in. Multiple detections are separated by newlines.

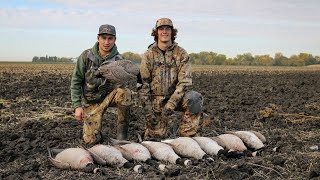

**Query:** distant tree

left=289, top=55, right=303, bottom=66
left=274, top=52, right=289, bottom=66
left=298, top=53, right=317, bottom=66
left=305, top=57, right=317, bottom=65
left=189, top=53, right=198, bottom=64
left=233, top=53, right=254, bottom=65
left=198, top=51, right=210, bottom=64
left=189, top=51, right=226, bottom=65
left=32, top=56, right=39, bottom=62
left=122, top=52, right=142, bottom=63
left=194, top=59, right=203, bottom=65
left=39, top=56, right=46, bottom=62
left=60, top=57, right=72, bottom=62
left=215, top=54, right=227, bottom=65
left=223, top=58, right=235, bottom=65
left=207, top=55, right=214, bottom=65
left=48, top=56, right=54, bottom=62
left=254, top=54, right=274, bottom=66
left=315, top=56, right=320, bottom=64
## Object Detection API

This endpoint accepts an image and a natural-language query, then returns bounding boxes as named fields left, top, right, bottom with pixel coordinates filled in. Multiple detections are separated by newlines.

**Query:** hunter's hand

left=164, top=103, right=175, bottom=116
left=74, top=107, right=84, bottom=121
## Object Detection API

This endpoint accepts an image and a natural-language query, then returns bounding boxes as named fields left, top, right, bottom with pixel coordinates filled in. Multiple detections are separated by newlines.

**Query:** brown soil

left=0, top=63, right=319, bottom=180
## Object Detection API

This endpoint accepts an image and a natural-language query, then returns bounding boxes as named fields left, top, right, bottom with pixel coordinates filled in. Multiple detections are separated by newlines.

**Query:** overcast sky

left=0, top=0, right=319, bottom=61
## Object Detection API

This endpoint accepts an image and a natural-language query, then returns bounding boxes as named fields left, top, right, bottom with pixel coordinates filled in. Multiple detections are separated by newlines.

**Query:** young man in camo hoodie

left=139, top=18, right=204, bottom=139
left=71, top=24, right=131, bottom=144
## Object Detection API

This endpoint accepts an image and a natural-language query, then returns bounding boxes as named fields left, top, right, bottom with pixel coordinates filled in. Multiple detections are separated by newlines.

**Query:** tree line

left=33, top=52, right=320, bottom=66
left=122, top=51, right=320, bottom=66
left=32, top=55, right=74, bottom=63
left=32, top=53, right=141, bottom=63
left=189, top=52, right=320, bottom=66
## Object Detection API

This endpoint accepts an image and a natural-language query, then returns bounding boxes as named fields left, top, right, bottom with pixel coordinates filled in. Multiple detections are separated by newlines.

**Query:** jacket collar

left=92, top=42, right=119, bottom=63
left=151, top=42, right=178, bottom=52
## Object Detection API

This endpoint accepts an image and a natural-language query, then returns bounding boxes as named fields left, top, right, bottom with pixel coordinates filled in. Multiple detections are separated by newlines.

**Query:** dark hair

left=151, top=27, right=178, bottom=42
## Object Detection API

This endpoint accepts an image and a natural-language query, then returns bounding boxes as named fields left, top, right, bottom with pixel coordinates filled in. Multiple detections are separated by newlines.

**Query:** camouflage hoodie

left=139, top=42, right=192, bottom=113
left=71, top=42, right=120, bottom=108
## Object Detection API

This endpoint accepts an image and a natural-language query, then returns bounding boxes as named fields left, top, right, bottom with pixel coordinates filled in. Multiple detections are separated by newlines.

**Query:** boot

left=117, top=105, right=130, bottom=140
left=144, top=112, right=168, bottom=140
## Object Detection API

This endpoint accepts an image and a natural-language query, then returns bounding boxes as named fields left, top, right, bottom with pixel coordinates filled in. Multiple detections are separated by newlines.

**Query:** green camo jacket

left=70, top=42, right=120, bottom=108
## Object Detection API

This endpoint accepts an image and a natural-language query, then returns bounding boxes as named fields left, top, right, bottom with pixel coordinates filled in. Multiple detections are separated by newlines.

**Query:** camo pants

left=82, top=88, right=132, bottom=144
left=144, top=90, right=203, bottom=138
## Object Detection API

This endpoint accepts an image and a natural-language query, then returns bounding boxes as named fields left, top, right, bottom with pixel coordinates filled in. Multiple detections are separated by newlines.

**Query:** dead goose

left=192, top=137, right=224, bottom=156
left=88, top=144, right=143, bottom=173
left=214, top=134, right=247, bottom=152
left=249, top=130, right=267, bottom=143
left=98, top=60, right=139, bottom=88
left=211, top=136, right=226, bottom=148
left=48, top=147, right=99, bottom=173
left=88, top=144, right=131, bottom=168
left=226, top=131, right=265, bottom=150
left=162, top=137, right=212, bottom=161
left=110, top=138, right=167, bottom=171
left=142, top=141, right=192, bottom=166
left=109, top=138, right=151, bottom=162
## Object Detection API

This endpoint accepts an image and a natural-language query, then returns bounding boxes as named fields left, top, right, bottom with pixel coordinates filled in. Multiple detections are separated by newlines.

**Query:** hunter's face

left=157, top=26, right=172, bottom=43
left=97, top=34, right=116, bottom=53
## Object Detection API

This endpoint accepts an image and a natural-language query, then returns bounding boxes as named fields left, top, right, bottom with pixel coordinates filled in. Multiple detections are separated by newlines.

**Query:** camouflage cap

left=155, top=18, right=173, bottom=28
left=98, top=24, right=116, bottom=36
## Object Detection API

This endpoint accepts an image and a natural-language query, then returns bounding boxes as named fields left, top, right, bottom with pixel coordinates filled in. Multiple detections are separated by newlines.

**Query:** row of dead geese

left=48, top=130, right=266, bottom=174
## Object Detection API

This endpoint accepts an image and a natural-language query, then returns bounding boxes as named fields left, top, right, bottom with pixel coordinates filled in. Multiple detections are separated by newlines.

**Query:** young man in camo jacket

left=71, top=24, right=132, bottom=144
left=139, top=18, right=204, bottom=139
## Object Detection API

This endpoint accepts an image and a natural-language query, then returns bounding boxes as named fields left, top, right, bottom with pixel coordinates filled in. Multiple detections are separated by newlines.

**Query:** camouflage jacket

left=70, top=42, right=121, bottom=108
left=139, top=42, right=192, bottom=113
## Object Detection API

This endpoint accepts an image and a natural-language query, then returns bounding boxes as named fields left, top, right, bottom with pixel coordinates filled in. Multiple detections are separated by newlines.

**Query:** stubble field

left=0, top=63, right=319, bottom=179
